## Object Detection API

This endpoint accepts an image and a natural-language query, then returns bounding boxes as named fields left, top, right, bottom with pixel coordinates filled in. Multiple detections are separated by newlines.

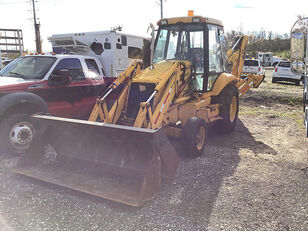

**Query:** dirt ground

left=0, top=68, right=307, bottom=231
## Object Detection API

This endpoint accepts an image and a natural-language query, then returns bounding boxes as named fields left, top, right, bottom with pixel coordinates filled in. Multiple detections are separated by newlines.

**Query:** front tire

left=183, top=117, right=208, bottom=158
left=0, top=113, right=35, bottom=154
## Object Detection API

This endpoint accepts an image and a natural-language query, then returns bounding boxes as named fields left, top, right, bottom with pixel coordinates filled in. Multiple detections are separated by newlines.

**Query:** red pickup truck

left=0, top=54, right=115, bottom=154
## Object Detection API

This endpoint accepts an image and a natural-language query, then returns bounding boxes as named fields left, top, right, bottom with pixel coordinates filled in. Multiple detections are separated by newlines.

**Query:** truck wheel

left=212, top=84, right=239, bottom=134
left=272, top=78, right=277, bottom=83
left=183, top=117, right=208, bottom=158
left=0, top=113, right=35, bottom=154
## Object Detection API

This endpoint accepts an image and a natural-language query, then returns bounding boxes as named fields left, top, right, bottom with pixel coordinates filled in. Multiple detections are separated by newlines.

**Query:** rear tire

left=272, top=77, right=277, bottom=83
left=183, top=117, right=208, bottom=158
left=211, top=84, right=239, bottom=134
left=0, top=113, right=36, bottom=155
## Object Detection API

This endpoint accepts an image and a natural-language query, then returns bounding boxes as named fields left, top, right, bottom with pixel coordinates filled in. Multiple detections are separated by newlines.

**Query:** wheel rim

left=230, top=96, right=237, bottom=122
left=9, top=121, right=34, bottom=150
left=196, top=125, right=206, bottom=151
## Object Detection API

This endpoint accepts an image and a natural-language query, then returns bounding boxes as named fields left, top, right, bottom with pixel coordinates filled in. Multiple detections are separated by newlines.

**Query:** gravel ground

left=0, top=68, right=307, bottom=231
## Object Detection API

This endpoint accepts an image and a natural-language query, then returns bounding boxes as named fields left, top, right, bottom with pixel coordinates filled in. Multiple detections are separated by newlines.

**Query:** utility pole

left=160, top=0, right=163, bottom=18
left=31, top=0, right=41, bottom=53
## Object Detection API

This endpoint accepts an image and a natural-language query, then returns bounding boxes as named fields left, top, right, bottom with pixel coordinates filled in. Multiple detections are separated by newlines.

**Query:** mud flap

left=13, top=114, right=179, bottom=207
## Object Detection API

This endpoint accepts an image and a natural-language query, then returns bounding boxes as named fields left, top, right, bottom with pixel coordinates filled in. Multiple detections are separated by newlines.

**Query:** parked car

left=2, top=57, right=12, bottom=66
left=272, top=61, right=302, bottom=85
left=241, top=59, right=265, bottom=77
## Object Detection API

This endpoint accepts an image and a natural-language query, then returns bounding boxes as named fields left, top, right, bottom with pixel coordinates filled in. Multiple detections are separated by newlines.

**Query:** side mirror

left=290, top=32, right=305, bottom=74
left=291, top=60, right=305, bottom=74
left=48, top=69, right=71, bottom=86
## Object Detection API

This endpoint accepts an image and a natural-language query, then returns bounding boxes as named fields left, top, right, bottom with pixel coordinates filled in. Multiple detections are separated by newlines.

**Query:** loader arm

left=133, top=62, right=183, bottom=129
left=88, top=61, right=142, bottom=123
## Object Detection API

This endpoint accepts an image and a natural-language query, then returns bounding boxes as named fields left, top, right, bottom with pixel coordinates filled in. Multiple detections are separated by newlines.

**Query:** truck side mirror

left=48, top=69, right=71, bottom=86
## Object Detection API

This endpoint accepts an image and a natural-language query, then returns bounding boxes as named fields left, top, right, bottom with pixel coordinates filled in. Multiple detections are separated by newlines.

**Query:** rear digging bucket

left=13, top=115, right=179, bottom=207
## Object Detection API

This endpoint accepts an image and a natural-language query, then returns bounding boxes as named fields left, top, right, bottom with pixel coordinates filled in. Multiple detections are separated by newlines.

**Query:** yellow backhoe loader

left=13, top=14, right=264, bottom=207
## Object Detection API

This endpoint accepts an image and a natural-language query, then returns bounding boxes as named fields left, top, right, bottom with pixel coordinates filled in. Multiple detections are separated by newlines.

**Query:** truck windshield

left=153, top=23, right=205, bottom=66
left=0, top=56, right=57, bottom=80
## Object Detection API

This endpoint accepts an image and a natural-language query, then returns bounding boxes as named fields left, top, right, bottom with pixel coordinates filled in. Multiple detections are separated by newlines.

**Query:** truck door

left=44, top=58, right=105, bottom=118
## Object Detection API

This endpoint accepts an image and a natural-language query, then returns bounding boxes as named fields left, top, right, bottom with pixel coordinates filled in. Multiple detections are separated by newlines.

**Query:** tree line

left=225, top=30, right=290, bottom=59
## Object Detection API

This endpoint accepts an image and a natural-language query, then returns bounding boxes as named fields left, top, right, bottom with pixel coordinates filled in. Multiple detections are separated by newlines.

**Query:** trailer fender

left=211, top=73, right=238, bottom=97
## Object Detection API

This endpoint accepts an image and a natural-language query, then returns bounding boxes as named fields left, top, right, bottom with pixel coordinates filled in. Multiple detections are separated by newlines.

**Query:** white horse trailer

left=49, top=31, right=150, bottom=77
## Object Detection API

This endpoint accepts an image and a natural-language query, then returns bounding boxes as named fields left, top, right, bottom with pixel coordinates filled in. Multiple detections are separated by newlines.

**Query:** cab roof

left=157, top=16, right=223, bottom=27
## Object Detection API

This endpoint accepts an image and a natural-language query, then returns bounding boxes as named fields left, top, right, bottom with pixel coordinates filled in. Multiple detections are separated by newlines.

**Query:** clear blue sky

left=0, top=0, right=307, bottom=51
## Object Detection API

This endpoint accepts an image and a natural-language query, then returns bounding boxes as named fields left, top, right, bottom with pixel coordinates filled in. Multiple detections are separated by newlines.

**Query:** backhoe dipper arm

left=227, top=35, right=248, bottom=78
left=227, top=35, right=264, bottom=98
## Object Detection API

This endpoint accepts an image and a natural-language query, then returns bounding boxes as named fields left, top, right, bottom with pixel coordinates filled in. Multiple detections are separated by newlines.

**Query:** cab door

left=207, top=24, right=224, bottom=91
left=36, top=58, right=105, bottom=119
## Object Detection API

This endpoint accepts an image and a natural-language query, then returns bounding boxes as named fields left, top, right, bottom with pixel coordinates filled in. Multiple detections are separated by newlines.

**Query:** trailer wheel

left=0, top=113, right=36, bottom=155
left=183, top=117, right=208, bottom=157
left=212, top=84, right=239, bottom=134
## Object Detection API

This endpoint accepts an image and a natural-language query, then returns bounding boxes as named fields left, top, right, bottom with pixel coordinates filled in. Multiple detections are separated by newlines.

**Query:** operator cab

left=153, top=16, right=226, bottom=92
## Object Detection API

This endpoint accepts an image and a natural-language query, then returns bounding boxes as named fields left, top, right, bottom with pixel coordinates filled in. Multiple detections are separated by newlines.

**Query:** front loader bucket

left=13, top=115, right=179, bottom=207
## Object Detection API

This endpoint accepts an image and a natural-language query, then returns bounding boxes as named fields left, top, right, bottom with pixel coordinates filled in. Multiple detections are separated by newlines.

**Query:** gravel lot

left=0, top=68, right=307, bottom=231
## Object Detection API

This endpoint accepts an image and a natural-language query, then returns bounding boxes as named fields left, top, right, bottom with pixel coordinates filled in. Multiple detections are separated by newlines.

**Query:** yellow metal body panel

left=158, top=16, right=223, bottom=27
left=134, top=61, right=175, bottom=84
left=211, top=73, right=239, bottom=96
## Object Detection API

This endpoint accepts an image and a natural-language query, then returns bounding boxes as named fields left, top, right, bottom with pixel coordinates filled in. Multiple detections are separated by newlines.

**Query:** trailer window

left=128, top=47, right=142, bottom=59
left=90, top=42, right=104, bottom=55
left=104, top=42, right=111, bottom=50
left=121, top=35, right=127, bottom=46
left=53, top=58, right=85, bottom=81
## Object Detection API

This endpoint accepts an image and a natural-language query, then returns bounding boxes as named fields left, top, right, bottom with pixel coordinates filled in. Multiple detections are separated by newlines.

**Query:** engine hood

left=133, top=60, right=179, bottom=84
left=0, top=77, right=26, bottom=86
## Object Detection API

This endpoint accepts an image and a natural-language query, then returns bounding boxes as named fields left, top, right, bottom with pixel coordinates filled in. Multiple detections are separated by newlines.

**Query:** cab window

left=189, top=30, right=204, bottom=91
left=53, top=58, right=85, bottom=81
left=208, top=25, right=223, bottom=91
left=86, top=59, right=101, bottom=78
